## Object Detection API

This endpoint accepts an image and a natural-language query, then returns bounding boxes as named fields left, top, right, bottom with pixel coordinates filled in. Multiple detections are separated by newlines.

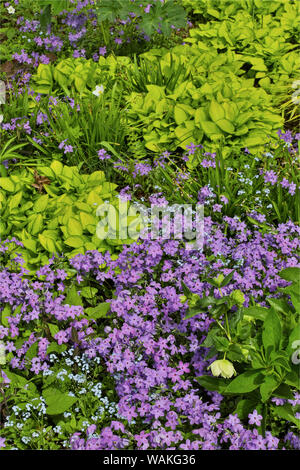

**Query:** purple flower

left=99, top=46, right=107, bottom=56
left=248, top=409, right=263, bottom=426
left=64, top=145, right=74, bottom=154
left=264, top=170, right=277, bottom=185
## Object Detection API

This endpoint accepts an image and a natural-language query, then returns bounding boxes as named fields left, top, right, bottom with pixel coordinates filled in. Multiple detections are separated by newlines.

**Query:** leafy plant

left=183, top=267, right=300, bottom=432
left=0, top=161, right=136, bottom=271
left=95, top=0, right=187, bottom=38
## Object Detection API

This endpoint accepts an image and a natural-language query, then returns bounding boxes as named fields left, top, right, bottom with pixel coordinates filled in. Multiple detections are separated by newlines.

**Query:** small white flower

left=92, top=84, right=104, bottom=97
left=7, top=6, right=15, bottom=14
left=0, top=115, right=3, bottom=124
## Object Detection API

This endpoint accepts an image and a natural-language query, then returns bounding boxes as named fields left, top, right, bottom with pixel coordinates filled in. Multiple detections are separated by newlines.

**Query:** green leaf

left=216, top=119, right=235, bottom=134
left=64, top=236, right=84, bottom=248
left=174, top=105, right=188, bottom=125
left=43, top=387, right=78, bottom=415
left=80, top=287, right=98, bottom=299
left=85, top=302, right=111, bottom=320
left=273, top=404, right=300, bottom=428
left=225, top=370, right=264, bottom=394
left=196, top=375, right=228, bottom=393
left=8, top=191, right=22, bottom=210
left=260, top=375, right=281, bottom=403
left=33, top=194, right=49, bottom=213
left=0, top=177, right=15, bottom=192
left=48, top=323, right=59, bottom=338
left=243, top=306, right=268, bottom=322
left=208, top=99, right=225, bottom=122
left=64, top=285, right=83, bottom=307
left=262, top=309, right=282, bottom=356
left=279, top=267, right=300, bottom=285
left=67, top=218, right=83, bottom=236
left=1, top=305, right=11, bottom=327
left=30, top=214, right=44, bottom=235
left=235, top=398, right=258, bottom=420
left=25, top=342, right=38, bottom=361
left=50, top=160, right=63, bottom=176
left=200, top=120, right=223, bottom=137
left=38, top=234, right=56, bottom=253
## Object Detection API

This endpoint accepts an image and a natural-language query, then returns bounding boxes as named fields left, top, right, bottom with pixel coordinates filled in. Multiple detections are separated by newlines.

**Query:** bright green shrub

left=0, top=162, right=135, bottom=271
left=182, top=0, right=294, bottom=20
left=31, top=55, right=131, bottom=97
left=126, top=47, right=283, bottom=155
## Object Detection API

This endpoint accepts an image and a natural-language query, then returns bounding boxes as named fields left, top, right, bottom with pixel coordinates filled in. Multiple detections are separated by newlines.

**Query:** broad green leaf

left=0, top=177, right=15, bottom=192
left=225, top=370, right=264, bottom=394
left=80, top=287, right=98, bottom=299
left=262, top=309, right=282, bottom=356
left=208, top=99, right=225, bottom=121
left=273, top=404, right=300, bottom=429
left=85, top=302, right=111, bottom=320
left=48, top=323, right=59, bottom=337
left=67, top=218, right=83, bottom=236
left=216, top=119, right=235, bottom=134
left=33, top=194, right=49, bottom=213
left=64, top=236, right=84, bottom=248
left=43, top=387, right=78, bottom=415
left=8, top=191, right=22, bottom=210
left=260, top=375, right=281, bottom=402
left=50, top=160, right=63, bottom=176
left=174, top=105, right=188, bottom=125
left=196, top=375, right=228, bottom=393
left=64, top=285, right=83, bottom=307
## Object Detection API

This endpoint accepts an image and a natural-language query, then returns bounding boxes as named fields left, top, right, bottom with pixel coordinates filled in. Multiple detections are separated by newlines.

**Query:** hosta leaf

left=216, top=119, right=235, bottom=134
left=208, top=99, right=225, bottom=121
left=64, top=236, right=84, bottom=248
left=0, top=177, right=15, bottom=192
left=67, top=218, right=83, bottom=236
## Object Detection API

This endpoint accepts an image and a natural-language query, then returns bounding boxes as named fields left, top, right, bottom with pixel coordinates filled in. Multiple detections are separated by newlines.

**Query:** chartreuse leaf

left=33, top=194, right=49, bottom=213
left=0, top=177, right=15, bottom=192
left=67, top=218, right=83, bottom=236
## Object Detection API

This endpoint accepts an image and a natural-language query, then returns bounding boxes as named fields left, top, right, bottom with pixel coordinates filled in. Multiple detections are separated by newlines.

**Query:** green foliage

left=184, top=267, right=300, bottom=429
left=125, top=46, right=283, bottom=155
left=0, top=162, right=136, bottom=271
left=95, top=0, right=187, bottom=37
left=30, top=55, right=130, bottom=97
left=38, top=0, right=71, bottom=28
left=153, top=141, right=300, bottom=225
left=183, top=0, right=295, bottom=20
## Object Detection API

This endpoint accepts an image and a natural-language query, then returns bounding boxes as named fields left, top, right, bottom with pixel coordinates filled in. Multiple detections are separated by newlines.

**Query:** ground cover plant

left=0, top=0, right=299, bottom=452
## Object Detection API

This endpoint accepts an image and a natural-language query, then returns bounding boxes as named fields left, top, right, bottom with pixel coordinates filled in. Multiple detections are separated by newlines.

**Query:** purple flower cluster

left=0, top=215, right=299, bottom=448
